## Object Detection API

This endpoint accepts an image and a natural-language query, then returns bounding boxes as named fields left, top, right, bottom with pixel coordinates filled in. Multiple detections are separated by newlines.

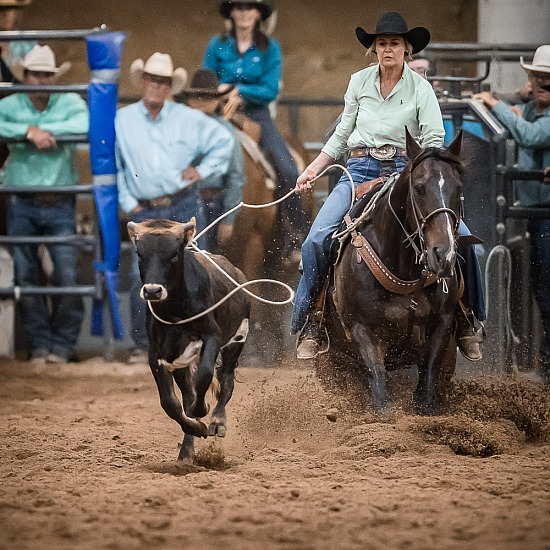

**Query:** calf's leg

left=150, top=363, right=208, bottom=438
left=208, top=341, right=244, bottom=437
left=191, top=336, right=220, bottom=418
left=173, top=367, right=199, bottom=462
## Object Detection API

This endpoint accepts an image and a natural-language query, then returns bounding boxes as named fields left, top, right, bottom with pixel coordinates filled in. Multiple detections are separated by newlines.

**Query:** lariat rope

left=148, top=164, right=355, bottom=325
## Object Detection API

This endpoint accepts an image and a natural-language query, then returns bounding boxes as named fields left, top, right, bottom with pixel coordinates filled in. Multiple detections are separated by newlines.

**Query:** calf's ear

left=127, top=221, right=140, bottom=244
left=173, top=216, right=196, bottom=245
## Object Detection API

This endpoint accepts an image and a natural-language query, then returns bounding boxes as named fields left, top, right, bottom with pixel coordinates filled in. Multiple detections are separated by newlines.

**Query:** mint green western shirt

left=323, top=62, right=445, bottom=159
left=0, top=93, right=89, bottom=187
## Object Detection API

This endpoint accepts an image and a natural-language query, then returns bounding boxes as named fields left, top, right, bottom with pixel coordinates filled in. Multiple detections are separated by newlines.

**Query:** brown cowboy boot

left=455, top=305, right=484, bottom=362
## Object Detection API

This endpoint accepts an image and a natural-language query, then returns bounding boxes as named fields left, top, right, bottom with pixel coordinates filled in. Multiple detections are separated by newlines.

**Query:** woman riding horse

left=203, top=0, right=306, bottom=259
left=293, top=11, right=485, bottom=361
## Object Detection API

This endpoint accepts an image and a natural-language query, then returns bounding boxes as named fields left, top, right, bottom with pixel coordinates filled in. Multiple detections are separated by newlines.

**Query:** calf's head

left=127, top=218, right=196, bottom=302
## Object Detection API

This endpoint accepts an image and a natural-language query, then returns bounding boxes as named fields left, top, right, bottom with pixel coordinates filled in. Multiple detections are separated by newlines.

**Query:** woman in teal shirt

left=203, top=0, right=306, bottom=255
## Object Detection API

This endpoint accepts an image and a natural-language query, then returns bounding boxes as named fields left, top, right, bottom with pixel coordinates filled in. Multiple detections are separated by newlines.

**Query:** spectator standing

left=474, top=45, right=550, bottom=382
left=116, top=52, right=233, bottom=364
left=0, top=45, right=88, bottom=364
left=203, top=0, right=307, bottom=259
left=180, top=69, right=245, bottom=252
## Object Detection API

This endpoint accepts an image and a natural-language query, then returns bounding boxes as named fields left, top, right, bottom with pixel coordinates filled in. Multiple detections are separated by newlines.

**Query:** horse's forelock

left=412, top=147, right=465, bottom=176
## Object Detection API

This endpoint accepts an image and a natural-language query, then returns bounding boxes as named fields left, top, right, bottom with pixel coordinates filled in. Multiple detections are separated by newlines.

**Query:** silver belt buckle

left=369, top=145, right=396, bottom=161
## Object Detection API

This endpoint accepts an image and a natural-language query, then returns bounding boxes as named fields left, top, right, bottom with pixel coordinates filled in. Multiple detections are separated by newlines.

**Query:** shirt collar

left=374, top=62, right=407, bottom=82
left=139, top=99, right=170, bottom=121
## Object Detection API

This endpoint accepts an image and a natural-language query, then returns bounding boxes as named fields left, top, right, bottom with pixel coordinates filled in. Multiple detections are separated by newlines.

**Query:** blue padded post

left=86, top=31, right=126, bottom=340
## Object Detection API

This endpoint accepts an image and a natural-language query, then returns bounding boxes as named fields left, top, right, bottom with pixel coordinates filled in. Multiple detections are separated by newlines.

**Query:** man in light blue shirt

left=116, top=52, right=233, bottom=363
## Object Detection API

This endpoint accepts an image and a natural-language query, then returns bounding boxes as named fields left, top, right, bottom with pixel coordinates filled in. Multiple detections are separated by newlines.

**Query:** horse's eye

left=170, top=255, right=179, bottom=264
left=414, top=185, right=425, bottom=197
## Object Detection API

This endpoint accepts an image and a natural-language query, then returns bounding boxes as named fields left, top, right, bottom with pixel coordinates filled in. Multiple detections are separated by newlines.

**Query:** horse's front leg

left=191, top=334, right=221, bottom=419
left=415, top=318, right=455, bottom=415
left=351, top=323, right=390, bottom=411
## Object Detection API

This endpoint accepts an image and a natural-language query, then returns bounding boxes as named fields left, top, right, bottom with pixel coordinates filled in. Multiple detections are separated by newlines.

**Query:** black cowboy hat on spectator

left=219, top=0, right=273, bottom=21
left=182, top=69, right=235, bottom=98
left=356, top=12, right=431, bottom=55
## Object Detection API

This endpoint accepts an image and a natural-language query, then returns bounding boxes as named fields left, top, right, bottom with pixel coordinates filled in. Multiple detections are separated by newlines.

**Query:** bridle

left=388, top=148, right=463, bottom=269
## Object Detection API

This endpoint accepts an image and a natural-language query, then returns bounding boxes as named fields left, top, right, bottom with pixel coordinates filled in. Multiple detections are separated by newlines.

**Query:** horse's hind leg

left=208, top=342, right=244, bottom=437
left=351, top=324, right=390, bottom=411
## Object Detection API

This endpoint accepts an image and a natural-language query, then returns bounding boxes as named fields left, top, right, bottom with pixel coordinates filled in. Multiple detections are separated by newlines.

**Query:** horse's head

left=404, top=129, right=464, bottom=279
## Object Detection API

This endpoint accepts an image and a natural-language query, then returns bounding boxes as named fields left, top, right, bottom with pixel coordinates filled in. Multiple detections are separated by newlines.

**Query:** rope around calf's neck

left=147, top=164, right=356, bottom=326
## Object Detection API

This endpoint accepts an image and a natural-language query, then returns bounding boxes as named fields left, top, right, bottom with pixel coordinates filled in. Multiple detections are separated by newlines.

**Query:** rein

left=387, top=149, right=462, bottom=270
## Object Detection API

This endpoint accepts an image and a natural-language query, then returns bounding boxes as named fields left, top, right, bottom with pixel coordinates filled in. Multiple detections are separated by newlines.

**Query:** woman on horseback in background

left=202, top=0, right=307, bottom=259
left=293, top=11, right=486, bottom=362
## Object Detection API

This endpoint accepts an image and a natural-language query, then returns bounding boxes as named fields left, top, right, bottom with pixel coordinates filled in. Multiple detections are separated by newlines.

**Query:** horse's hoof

left=208, top=421, right=226, bottom=437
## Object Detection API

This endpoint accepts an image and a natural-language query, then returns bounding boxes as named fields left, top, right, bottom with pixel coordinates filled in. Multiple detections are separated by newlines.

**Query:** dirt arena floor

left=0, top=355, right=549, bottom=550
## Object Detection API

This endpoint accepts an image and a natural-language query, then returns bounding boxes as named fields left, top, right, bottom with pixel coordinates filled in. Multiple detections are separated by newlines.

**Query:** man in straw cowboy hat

left=180, top=68, right=244, bottom=252
left=475, top=45, right=550, bottom=382
left=0, top=44, right=88, bottom=365
left=116, top=52, right=234, bottom=364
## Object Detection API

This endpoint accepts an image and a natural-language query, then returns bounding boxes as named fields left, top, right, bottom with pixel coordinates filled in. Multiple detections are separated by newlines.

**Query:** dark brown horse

left=323, top=130, right=464, bottom=415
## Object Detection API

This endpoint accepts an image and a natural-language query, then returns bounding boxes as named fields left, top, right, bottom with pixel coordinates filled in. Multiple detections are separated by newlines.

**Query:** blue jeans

left=201, top=190, right=224, bottom=254
left=128, top=189, right=206, bottom=350
left=528, top=219, right=550, bottom=365
left=290, top=155, right=485, bottom=333
left=7, top=196, right=84, bottom=355
left=244, top=104, right=306, bottom=238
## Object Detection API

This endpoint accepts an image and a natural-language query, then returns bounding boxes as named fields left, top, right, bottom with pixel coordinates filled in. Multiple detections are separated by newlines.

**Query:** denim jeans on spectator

left=201, top=190, right=224, bottom=254
left=527, top=219, right=550, bottom=368
left=128, top=189, right=206, bottom=350
left=7, top=195, right=84, bottom=356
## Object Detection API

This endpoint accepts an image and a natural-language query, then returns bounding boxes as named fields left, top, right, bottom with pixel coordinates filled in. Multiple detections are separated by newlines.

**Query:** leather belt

left=349, top=145, right=407, bottom=161
left=26, top=193, right=73, bottom=207
left=139, top=186, right=194, bottom=209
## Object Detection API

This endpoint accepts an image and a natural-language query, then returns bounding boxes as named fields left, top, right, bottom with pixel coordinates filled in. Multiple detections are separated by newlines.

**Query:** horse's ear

left=447, top=130, right=463, bottom=158
left=405, top=127, right=422, bottom=159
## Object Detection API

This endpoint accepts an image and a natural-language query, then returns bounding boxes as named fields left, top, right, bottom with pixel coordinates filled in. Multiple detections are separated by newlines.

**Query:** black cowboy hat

left=182, top=69, right=235, bottom=98
left=219, top=0, right=273, bottom=21
left=356, top=12, right=431, bottom=55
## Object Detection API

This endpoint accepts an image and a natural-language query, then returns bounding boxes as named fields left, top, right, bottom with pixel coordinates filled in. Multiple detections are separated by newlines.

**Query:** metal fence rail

left=0, top=27, right=109, bottom=355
